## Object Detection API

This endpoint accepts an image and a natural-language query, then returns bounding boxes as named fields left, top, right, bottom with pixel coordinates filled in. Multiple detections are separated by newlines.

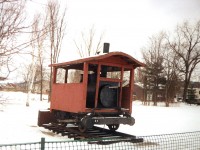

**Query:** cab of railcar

left=50, top=52, right=143, bottom=115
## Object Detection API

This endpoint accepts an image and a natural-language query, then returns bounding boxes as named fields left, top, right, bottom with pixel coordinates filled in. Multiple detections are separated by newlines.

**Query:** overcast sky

left=1, top=0, right=199, bottom=82
left=6, top=0, right=198, bottom=81
left=64, top=0, right=200, bottom=61
left=27, top=0, right=200, bottom=62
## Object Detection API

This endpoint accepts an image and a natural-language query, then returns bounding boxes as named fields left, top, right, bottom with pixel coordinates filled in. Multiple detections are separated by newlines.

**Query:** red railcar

left=49, top=48, right=143, bottom=132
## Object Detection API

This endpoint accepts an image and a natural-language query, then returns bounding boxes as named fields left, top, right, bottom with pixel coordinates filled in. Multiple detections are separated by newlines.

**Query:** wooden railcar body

left=49, top=51, right=144, bottom=131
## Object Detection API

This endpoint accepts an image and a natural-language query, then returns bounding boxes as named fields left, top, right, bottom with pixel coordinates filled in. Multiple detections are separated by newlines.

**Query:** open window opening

left=54, top=63, right=84, bottom=84
left=100, top=65, right=121, bottom=79
left=55, top=68, right=67, bottom=84
left=123, top=69, right=131, bottom=87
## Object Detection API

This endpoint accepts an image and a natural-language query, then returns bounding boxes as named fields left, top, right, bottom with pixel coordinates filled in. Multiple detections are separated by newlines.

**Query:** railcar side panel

left=50, top=83, right=86, bottom=113
left=122, top=87, right=132, bottom=113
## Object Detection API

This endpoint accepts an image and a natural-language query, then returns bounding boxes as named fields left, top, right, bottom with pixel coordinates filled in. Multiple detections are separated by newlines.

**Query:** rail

left=0, top=131, right=200, bottom=150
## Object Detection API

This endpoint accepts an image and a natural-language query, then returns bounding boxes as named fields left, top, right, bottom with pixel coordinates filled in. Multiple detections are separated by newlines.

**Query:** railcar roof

left=50, top=51, right=145, bottom=68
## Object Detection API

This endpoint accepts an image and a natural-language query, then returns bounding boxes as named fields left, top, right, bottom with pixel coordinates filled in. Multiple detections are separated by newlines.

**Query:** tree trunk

left=183, top=79, right=189, bottom=102
left=26, top=62, right=37, bottom=106
left=40, top=64, right=43, bottom=101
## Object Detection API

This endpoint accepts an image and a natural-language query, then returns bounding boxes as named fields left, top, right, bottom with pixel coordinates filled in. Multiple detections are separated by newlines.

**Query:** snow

left=119, top=102, right=200, bottom=136
left=0, top=91, right=67, bottom=144
left=0, top=91, right=200, bottom=144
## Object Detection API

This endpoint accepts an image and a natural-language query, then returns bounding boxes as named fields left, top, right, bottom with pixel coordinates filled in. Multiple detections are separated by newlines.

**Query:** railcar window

left=123, top=70, right=131, bottom=87
left=56, top=68, right=67, bottom=83
left=100, top=65, right=121, bottom=79
left=67, top=69, right=82, bottom=83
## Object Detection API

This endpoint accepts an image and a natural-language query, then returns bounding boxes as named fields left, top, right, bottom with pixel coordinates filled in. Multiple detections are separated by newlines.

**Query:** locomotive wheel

left=78, top=115, right=94, bottom=132
left=107, top=124, right=119, bottom=131
left=78, top=124, right=87, bottom=132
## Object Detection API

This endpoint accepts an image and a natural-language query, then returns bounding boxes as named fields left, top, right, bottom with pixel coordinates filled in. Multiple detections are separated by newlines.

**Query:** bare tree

left=46, top=0, right=67, bottom=101
left=47, top=0, right=66, bottom=64
left=37, top=30, right=47, bottom=101
left=72, top=26, right=104, bottom=85
left=167, top=20, right=200, bottom=102
left=26, top=15, right=40, bottom=106
left=74, top=26, right=104, bottom=58
left=142, top=32, right=166, bottom=106
left=163, top=44, right=182, bottom=106
left=0, top=0, right=27, bottom=78
left=26, top=14, right=48, bottom=106
left=142, top=32, right=183, bottom=106
left=33, top=14, right=48, bottom=102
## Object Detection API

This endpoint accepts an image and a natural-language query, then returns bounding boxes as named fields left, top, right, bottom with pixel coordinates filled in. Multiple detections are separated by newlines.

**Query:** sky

left=5, top=0, right=200, bottom=81
left=28, top=0, right=200, bottom=62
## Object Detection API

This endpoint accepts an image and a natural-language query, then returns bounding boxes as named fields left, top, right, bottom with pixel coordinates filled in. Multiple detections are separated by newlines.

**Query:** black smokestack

left=101, top=43, right=110, bottom=77
left=103, top=43, right=110, bottom=53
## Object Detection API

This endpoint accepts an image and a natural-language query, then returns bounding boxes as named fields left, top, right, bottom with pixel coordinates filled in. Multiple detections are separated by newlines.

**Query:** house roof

left=50, top=51, right=145, bottom=68
left=0, top=77, right=6, bottom=81
left=189, top=82, right=200, bottom=88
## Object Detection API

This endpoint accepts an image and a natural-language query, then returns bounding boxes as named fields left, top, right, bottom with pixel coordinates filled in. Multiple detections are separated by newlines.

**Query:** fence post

left=41, top=137, right=45, bottom=150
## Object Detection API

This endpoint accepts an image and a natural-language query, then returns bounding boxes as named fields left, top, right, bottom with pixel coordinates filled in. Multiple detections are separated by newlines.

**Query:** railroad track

left=42, top=123, right=143, bottom=144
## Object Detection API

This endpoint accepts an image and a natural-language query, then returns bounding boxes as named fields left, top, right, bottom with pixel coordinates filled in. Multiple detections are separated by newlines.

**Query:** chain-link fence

left=0, top=131, right=200, bottom=150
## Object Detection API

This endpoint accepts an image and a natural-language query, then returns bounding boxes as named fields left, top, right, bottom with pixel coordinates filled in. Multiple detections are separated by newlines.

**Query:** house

left=16, top=80, right=50, bottom=94
left=0, top=80, right=50, bottom=94
left=187, top=82, right=200, bottom=100
left=133, top=83, right=144, bottom=100
left=33, top=80, right=49, bottom=94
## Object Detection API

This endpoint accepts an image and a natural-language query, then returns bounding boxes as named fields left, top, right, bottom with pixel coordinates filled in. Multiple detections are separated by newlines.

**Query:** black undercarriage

left=52, top=110, right=135, bottom=132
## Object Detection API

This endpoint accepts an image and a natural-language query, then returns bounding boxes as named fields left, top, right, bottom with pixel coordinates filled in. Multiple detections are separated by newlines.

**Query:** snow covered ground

left=0, top=91, right=200, bottom=144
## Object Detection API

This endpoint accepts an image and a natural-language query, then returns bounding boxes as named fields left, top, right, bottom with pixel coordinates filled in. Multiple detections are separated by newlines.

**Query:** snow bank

left=119, top=101, right=200, bottom=136
left=0, top=91, right=66, bottom=144
left=0, top=91, right=200, bottom=144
